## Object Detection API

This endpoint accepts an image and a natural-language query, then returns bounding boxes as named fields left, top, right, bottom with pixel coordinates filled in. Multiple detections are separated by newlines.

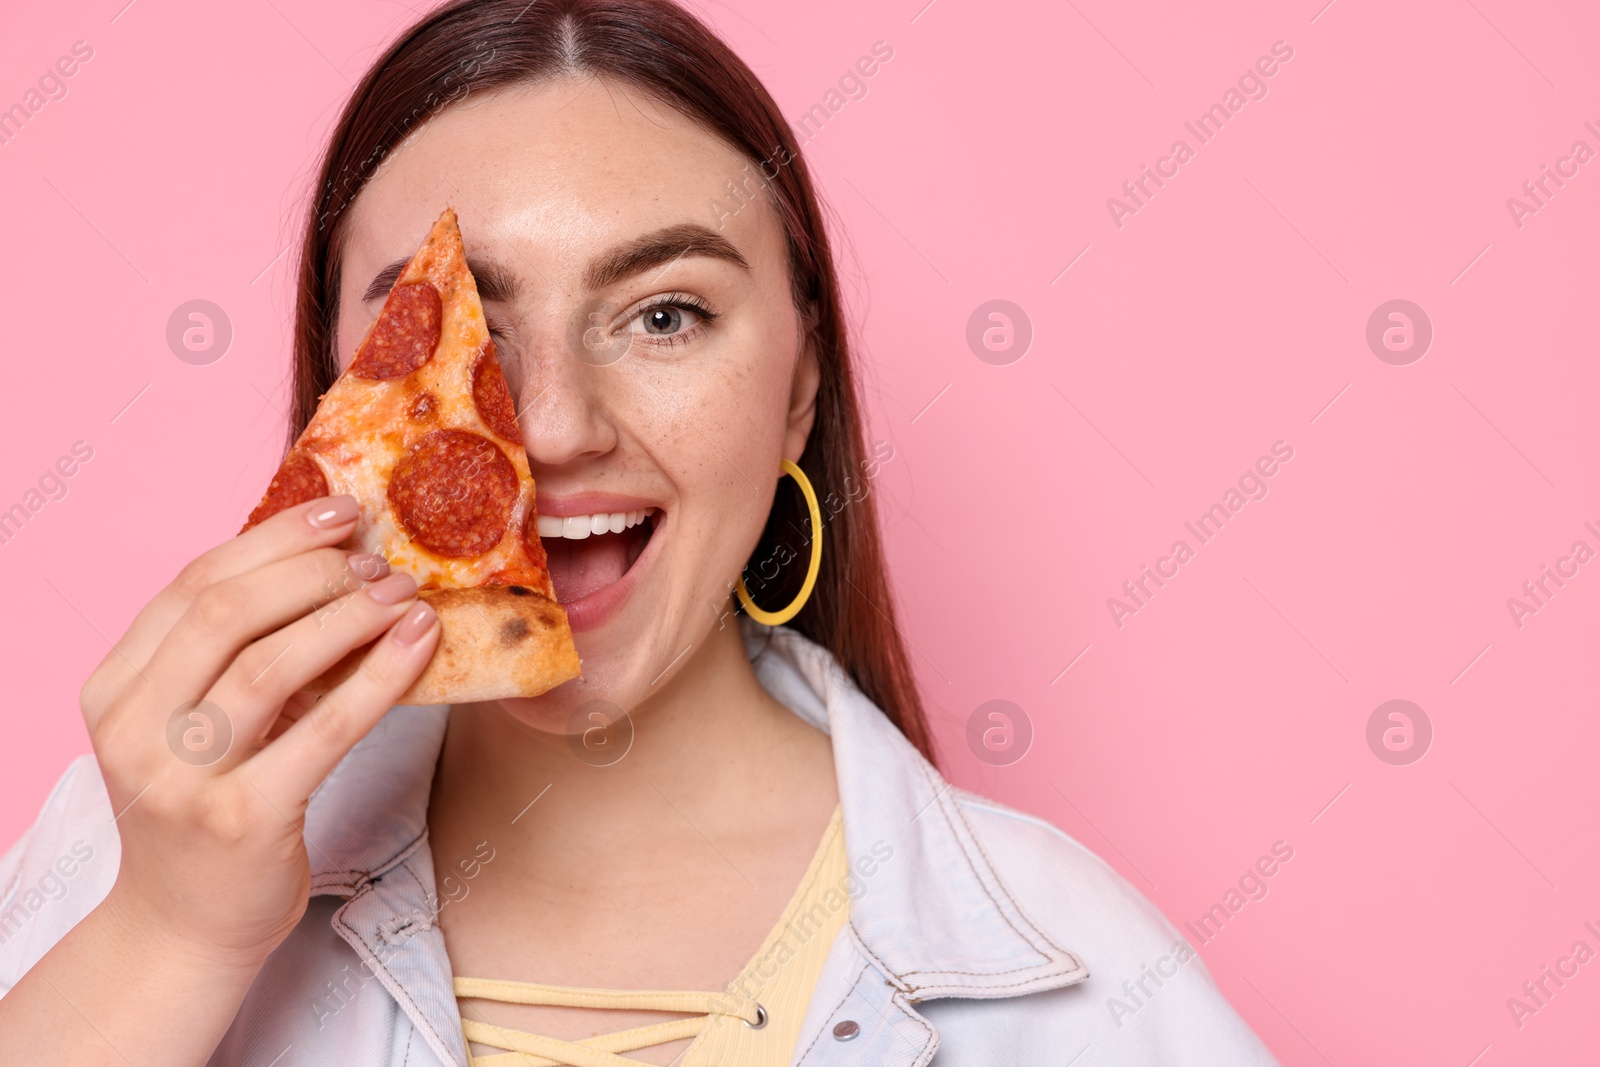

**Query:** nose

left=512, top=322, right=619, bottom=468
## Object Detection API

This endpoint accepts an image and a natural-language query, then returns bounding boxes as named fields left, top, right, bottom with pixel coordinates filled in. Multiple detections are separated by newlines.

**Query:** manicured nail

left=307, top=496, right=359, bottom=529
left=392, top=602, right=437, bottom=646
left=366, top=572, right=418, bottom=605
left=348, top=553, right=390, bottom=581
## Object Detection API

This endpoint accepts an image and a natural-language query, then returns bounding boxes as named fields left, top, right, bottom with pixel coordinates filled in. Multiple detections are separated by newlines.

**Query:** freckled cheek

left=651, top=406, right=768, bottom=514
left=627, top=374, right=785, bottom=554
left=636, top=419, right=763, bottom=602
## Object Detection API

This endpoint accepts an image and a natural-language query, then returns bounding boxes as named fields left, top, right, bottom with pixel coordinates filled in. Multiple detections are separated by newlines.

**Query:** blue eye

left=624, top=295, right=716, bottom=344
left=644, top=307, right=684, bottom=334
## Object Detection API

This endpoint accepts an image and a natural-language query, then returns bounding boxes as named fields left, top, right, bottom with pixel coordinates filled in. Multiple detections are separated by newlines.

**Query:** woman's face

left=334, top=77, right=818, bottom=726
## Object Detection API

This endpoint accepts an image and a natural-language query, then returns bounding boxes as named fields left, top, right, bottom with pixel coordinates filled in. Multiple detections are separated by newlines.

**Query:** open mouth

left=537, top=508, right=659, bottom=605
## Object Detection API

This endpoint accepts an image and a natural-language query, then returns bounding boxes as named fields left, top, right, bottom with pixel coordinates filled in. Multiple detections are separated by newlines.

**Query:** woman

left=0, top=1, right=1279, bottom=1063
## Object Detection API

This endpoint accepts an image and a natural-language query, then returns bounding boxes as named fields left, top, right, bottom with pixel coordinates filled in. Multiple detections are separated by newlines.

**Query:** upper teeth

left=537, top=509, right=654, bottom=540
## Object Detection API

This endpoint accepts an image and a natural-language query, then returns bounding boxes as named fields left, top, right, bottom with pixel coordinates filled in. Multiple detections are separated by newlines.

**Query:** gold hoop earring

left=736, top=458, right=822, bottom=626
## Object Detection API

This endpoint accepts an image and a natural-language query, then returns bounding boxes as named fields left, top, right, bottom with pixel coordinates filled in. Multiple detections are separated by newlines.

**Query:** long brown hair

left=288, top=0, right=934, bottom=763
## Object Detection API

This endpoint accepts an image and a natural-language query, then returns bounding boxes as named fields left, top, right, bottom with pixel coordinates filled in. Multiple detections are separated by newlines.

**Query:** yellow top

left=454, top=805, right=850, bottom=1067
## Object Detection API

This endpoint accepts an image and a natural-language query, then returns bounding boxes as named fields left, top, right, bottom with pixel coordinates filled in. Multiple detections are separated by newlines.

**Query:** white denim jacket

left=0, top=622, right=1280, bottom=1066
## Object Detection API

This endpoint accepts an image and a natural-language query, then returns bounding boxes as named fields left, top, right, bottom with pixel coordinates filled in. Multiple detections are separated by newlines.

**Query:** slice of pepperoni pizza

left=245, top=206, right=580, bottom=704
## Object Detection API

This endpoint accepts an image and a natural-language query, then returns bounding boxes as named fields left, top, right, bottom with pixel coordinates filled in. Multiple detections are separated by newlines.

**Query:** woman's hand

left=0, top=495, right=441, bottom=1066
left=80, top=494, right=439, bottom=970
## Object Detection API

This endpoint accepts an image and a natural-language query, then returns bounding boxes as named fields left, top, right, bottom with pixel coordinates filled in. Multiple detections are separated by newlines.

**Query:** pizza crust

left=309, top=586, right=582, bottom=705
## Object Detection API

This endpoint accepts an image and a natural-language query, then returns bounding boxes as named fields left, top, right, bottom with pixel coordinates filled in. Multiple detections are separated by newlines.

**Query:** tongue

left=545, top=532, right=634, bottom=603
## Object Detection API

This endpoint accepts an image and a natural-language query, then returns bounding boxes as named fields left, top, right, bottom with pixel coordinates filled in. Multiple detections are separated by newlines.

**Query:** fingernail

left=349, top=553, right=390, bottom=581
left=307, top=496, right=359, bottom=529
left=366, top=572, right=419, bottom=605
left=393, top=602, right=437, bottom=646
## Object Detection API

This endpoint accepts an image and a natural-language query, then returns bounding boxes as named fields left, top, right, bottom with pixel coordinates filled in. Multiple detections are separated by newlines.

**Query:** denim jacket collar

left=299, top=621, right=1087, bottom=1066
left=739, top=623, right=1087, bottom=1000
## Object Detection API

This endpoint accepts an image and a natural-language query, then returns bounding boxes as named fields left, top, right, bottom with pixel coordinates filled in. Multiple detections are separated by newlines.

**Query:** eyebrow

left=583, top=223, right=750, bottom=291
left=362, top=257, right=521, bottom=303
left=360, top=223, right=751, bottom=304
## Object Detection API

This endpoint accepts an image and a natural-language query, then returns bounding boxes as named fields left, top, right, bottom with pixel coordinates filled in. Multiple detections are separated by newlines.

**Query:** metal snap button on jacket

left=832, top=1019, right=860, bottom=1041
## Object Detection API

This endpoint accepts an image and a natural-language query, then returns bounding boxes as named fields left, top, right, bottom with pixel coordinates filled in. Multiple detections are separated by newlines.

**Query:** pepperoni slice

left=388, top=429, right=516, bottom=557
left=472, top=340, right=523, bottom=444
left=243, top=450, right=328, bottom=530
left=472, top=506, right=554, bottom=592
left=350, top=282, right=442, bottom=379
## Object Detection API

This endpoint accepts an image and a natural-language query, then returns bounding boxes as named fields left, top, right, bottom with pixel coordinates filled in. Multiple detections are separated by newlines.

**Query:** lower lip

left=550, top=514, right=665, bottom=633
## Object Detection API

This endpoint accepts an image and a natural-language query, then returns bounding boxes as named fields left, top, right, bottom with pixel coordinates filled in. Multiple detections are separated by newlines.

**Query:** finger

left=198, top=573, right=424, bottom=767
left=261, top=691, right=321, bottom=743
left=123, top=496, right=362, bottom=671
left=243, top=601, right=439, bottom=801
left=131, top=545, right=392, bottom=714
left=84, top=497, right=362, bottom=711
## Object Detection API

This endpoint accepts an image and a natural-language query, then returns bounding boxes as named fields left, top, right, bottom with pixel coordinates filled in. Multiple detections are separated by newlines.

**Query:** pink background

left=2, top=0, right=1597, bottom=1061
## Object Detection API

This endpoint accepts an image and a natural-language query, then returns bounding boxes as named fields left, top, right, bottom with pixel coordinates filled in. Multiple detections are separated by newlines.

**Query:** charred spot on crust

left=506, top=585, right=531, bottom=596
left=498, top=618, right=531, bottom=646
